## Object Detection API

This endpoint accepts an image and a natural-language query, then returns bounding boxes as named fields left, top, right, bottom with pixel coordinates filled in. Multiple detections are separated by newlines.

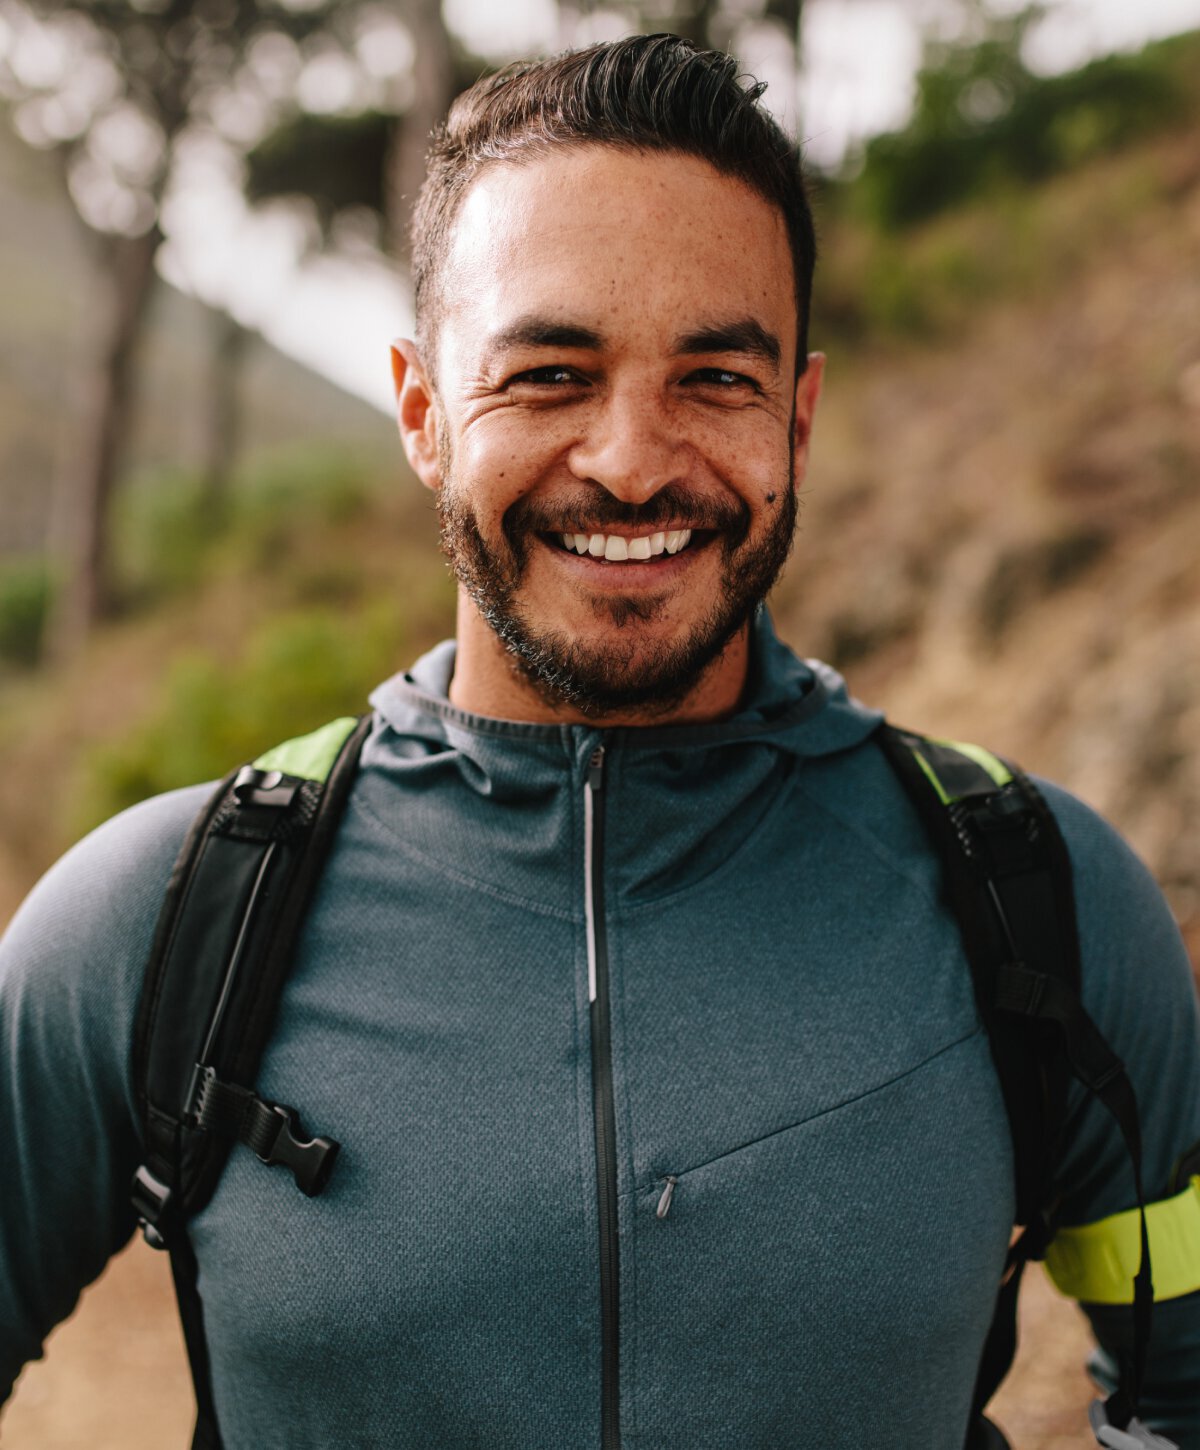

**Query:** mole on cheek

left=766, top=491, right=777, bottom=504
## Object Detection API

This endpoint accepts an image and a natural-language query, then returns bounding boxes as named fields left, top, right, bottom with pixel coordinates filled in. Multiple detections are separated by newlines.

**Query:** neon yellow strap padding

left=252, top=717, right=359, bottom=783
left=935, top=739, right=1013, bottom=789
left=1045, top=1177, right=1200, bottom=1304
left=911, top=738, right=1014, bottom=804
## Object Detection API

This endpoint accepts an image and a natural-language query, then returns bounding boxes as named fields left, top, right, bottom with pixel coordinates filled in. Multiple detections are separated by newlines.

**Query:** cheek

left=454, top=419, right=568, bottom=524
left=699, top=424, right=790, bottom=503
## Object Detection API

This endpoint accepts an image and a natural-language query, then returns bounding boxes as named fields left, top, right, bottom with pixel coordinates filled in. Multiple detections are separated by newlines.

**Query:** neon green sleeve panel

left=252, top=717, right=360, bottom=783
left=1045, top=1177, right=1200, bottom=1304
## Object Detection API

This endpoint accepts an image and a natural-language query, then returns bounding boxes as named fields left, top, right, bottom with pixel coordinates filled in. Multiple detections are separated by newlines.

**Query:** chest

left=186, top=789, right=1014, bottom=1447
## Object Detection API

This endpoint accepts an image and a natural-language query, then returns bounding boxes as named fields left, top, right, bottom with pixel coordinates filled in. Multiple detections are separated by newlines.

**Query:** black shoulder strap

left=876, top=724, right=1155, bottom=1443
left=129, top=713, right=372, bottom=1449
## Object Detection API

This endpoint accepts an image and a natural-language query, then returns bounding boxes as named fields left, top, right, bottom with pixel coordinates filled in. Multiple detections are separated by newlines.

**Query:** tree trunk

left=384, top=0, right=454, bottom=260
left=670, top=0, right=724, bottom=49
left=48, top=225, right=161, bottom=661
left=200, top=309, right=249, bottom=535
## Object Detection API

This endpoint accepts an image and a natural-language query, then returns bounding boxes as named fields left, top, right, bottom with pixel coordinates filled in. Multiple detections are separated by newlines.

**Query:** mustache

left=503, top=484, right=751, bottom=548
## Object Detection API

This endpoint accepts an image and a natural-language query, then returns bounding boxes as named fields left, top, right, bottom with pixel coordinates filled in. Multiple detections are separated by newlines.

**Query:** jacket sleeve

left=1039, top=781, right=1200, bottom=1447
left=0, top=785, right=209, bottom=1404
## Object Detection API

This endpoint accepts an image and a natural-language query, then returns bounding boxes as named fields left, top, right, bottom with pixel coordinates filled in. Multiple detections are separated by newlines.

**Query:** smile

left=553, top=529, right=695, bottom=561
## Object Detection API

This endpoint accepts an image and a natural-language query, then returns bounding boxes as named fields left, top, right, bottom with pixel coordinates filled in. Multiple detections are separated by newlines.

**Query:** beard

left=436, top=454, right=797, bottom=719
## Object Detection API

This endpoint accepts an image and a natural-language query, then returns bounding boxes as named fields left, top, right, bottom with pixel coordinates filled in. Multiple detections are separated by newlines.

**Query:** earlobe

left=391, top=340, right=442, bottom=492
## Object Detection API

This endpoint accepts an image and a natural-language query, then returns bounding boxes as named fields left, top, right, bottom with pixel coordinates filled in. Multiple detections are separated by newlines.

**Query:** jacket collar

left=369, top=609, right=881, bottom=768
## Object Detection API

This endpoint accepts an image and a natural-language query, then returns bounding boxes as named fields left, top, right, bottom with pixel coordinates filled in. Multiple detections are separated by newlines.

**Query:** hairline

left=416, top=137, right=808, bottom=381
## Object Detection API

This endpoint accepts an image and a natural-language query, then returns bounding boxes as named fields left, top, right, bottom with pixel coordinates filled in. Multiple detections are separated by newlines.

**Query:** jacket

left=2, top=611, right=1199, bottom=1448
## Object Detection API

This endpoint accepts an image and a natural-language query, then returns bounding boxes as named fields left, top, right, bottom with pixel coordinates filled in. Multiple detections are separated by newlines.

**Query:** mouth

left=543, top=528, right=709, bottom=562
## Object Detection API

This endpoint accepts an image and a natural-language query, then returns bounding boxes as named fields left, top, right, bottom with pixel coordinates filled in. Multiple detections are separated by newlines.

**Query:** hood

left=369, top=609, right=880, bottom=770
left=363, top=610, right=883, bottom=905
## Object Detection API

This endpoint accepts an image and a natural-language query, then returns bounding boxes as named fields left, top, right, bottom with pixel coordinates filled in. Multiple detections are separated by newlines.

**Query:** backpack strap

left=129, top=713, right=373, bottom=1449
left=876, top=725, right=1157, bottom=1444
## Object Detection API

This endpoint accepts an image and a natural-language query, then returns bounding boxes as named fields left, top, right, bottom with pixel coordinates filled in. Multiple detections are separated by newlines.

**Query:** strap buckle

left=252, top=1102, right=340, bottom=1197
left=232, top=766, right=300, bottom=810
left=1088, top=1400, right=1178, bottom=1448
left=131, top=1164, right=173, bottom=1250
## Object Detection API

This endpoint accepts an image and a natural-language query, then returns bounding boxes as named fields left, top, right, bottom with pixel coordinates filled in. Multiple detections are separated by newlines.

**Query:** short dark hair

left=411, top=34, right=816, bottom=370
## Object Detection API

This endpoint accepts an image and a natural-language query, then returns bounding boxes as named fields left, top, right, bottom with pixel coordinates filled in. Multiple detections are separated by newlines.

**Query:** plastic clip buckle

left=256, top=1103, right=340, bottom=1197
left=131, top=1164, right=173, bottom=1250
left=233, top=766, right=299, bottom=811
left=1089, top=1400, right=1178, bottom=1449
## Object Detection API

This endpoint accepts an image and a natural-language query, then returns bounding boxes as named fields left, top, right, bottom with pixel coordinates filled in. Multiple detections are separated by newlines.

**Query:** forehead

left=435, top=146, right=797, bottom=372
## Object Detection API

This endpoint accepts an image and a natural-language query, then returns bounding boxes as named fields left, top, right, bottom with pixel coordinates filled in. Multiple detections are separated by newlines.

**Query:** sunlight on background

left=5, top=0, right=1191, bottom=414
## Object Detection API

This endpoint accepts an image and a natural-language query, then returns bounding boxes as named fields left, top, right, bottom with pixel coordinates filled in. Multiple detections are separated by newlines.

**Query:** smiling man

left=393, top=140, right=819, bottom=724
left=2, top=34, right=1200, bottom=1450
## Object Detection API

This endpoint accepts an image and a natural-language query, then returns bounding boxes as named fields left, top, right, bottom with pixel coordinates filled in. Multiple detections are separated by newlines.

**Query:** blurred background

left=0, top=0, right=1197, bottom=1443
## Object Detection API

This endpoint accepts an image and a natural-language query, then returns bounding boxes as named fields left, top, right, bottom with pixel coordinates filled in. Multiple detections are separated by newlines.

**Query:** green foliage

left=854, top=21, right=1188, bottom=230
left=0, top=557, right=53, bottom=668
left=76, top=601, right=406, bottom=831
left=113, top=447, right=373, bottom=607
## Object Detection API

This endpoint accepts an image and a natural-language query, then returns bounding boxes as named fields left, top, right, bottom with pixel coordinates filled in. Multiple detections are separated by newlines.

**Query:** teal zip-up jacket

left=3, top=614, right=1199, bottom=1447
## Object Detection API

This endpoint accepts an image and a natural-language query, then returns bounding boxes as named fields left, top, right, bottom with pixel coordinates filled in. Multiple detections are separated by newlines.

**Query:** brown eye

left=512, top=367, right=580, bottom=386
left=690, top=368, right=759, bottom=391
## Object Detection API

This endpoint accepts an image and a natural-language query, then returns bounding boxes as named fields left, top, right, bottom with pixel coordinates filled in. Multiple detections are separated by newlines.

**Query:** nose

left=567, top=390, right=685, bottom=505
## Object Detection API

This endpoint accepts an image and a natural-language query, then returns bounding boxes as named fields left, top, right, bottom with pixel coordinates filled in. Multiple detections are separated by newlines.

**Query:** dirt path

left=2, top=1243, right=1098, bottom=1447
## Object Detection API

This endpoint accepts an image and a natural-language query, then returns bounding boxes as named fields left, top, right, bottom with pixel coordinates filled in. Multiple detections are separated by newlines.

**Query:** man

left=2, top=34, right=1198, bottom=1450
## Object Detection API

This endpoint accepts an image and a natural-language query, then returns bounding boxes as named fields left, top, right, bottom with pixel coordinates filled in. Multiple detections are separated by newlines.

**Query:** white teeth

left=561, top=529, right=692, bottom=560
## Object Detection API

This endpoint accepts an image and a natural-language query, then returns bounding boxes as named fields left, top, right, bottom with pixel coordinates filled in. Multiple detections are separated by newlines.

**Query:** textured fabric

left=2, top=611, right=1199, bottom=1449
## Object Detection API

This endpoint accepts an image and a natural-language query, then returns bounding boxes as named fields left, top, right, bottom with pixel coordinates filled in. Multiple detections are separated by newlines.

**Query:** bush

left=0, top=558, right=53, bottom=667
left=854, top=27, right=1188, bottom=231
left=76, top=601, right=407, bottom=830
left=113, top=448, right=375, bottom=608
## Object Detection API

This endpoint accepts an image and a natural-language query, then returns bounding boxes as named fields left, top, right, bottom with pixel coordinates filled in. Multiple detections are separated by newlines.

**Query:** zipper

left=585, top=743, right=621, bottom=1449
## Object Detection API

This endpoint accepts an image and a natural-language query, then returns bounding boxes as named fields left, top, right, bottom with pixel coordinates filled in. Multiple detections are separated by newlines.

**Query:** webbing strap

left=877, top=724, right=1158, bottom=1438
left=167, top=1232, right=221, bottom=1450
left=132, top=712, right=373, bottom=1450
left=191, top=1067, right=340, bottom=1197
left=994, top=963, right=1153, bottom=1424
left=1046, top=1178, right=1200, bottom=1304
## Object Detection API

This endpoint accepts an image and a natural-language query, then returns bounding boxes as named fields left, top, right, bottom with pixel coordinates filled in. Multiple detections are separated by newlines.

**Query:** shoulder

left=1032, top=777, right=1192, bottom=1015
left=0, top=784, right=217, bottom=1102
left=1024, top=778, right=1200, bottom=1215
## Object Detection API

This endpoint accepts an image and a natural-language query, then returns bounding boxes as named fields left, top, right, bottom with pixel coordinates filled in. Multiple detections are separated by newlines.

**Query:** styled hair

left=410, top=34, right=816, bottom=370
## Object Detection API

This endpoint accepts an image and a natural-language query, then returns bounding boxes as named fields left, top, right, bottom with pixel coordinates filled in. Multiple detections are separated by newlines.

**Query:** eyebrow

left=674, top=318, right=781, bottom=369
left=482, top=313, right=782, bottom=369
left=485, top=317, right=604, bottom=356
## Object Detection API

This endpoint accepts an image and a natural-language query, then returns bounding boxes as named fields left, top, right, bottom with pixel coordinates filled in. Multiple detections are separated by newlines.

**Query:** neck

left=448, top=595, right=751, bottom=727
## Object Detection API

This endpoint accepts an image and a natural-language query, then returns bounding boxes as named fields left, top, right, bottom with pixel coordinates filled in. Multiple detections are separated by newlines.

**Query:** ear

left=791, top=352, right=825, bottom=480
left=391, top=340, right=442, bottom=491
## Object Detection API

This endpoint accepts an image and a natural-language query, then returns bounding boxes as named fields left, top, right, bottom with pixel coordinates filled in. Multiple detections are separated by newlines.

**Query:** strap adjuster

left=191, top=1064, right=339, bottom=1198
left=131, top=1164, right=173, bottom=1250
left=1088, top=1399, right=1177, bottom=1448
left=232, top=766, right=300, bottom=810
left=250, top=1102, right=340, bottom=1197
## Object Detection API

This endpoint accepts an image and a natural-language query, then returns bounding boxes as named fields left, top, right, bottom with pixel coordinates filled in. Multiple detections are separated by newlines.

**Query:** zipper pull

left=587, top=745, right=606, bottom=792
left=656, top=1175, right=678, bottom=1219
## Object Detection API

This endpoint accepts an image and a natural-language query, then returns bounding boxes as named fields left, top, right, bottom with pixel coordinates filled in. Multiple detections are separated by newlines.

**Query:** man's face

left=399, top=146, right=822, bottom=719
